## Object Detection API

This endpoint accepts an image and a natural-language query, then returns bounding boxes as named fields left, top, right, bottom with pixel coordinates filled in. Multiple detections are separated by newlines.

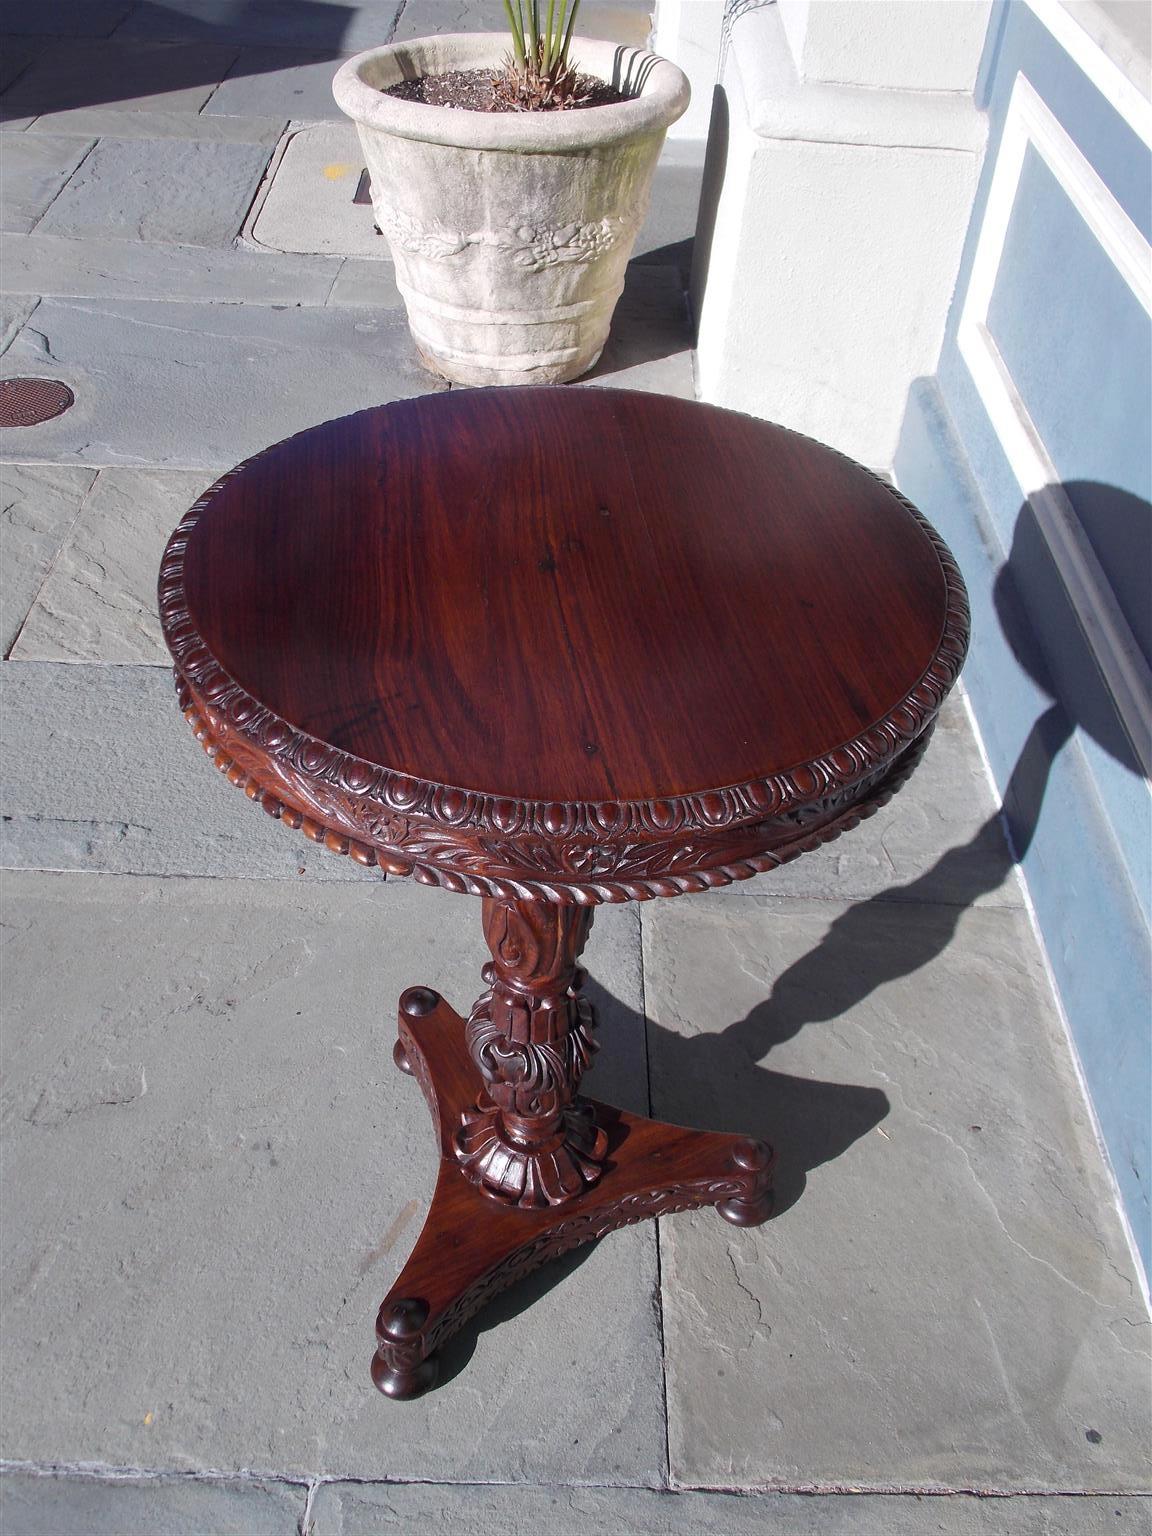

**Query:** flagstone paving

left=0, top=229, right=344, bottom=305
left=1, top=873, right=657, bottom=1485
left=1, top=37, right=242, bottom=124
left=2, top=1476, right=1148, bottom=1536
left=645, top=892, right=1150, bottom=1493
left=0, top=463, right=97, bottom=655
left=0, top=293, right=40, bottom=352
left=0, top=662, right=376, bottom=880
left=0, top=296, right=442, bottom=469
left=11, top=466, right=221, bottom=663
left=203, top=47, right=355, bottom=123
left=35, top=136, right=280, bottom=245
left=0, top=133, right=94, bottom=232
left=0, top=2, right=1148, bottom=1533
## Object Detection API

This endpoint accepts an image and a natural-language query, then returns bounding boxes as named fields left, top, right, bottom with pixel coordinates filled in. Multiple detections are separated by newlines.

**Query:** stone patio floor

left=1, top=3, right=1149, bottom=1533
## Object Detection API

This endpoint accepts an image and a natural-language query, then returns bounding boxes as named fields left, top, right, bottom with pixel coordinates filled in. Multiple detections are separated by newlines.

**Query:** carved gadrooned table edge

left=173, top=672, right=937, bottom=902
left=158, top=429, right=970, bottom=906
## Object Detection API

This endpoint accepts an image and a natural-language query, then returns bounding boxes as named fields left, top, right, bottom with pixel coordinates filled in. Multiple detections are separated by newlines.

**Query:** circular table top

left=160, top=388, right=968, bottom=902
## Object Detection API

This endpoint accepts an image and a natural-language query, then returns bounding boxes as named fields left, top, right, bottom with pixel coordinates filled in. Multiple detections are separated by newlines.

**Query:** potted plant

left=332, top=2, right=689, bottom=386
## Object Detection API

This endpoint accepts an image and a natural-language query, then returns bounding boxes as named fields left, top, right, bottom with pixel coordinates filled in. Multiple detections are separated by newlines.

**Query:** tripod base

left=373, top=987, right=774, bottom=1399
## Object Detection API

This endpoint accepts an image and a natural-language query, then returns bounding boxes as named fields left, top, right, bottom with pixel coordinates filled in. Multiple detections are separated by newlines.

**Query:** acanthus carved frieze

left=453, top=898, right=607, bottom=1208
left=172, top=670, right=933, bottom=902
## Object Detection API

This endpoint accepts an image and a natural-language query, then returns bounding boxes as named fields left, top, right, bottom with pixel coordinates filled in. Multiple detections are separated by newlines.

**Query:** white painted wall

left=652, top=0, right=725, bottom=139
left=690, top=0, right=989, bottom=468
left=777, top=0, right=991, bottom=91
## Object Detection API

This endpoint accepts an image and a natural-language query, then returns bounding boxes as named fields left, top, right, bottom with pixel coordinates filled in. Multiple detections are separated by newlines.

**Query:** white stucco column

left=691, top=0, right=990, bottom=468
left=652, top=0, right=725, bottom=140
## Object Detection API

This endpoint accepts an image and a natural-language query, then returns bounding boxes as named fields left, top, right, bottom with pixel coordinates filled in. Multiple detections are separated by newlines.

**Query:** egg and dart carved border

left=159, top=441, right=970, bottom=906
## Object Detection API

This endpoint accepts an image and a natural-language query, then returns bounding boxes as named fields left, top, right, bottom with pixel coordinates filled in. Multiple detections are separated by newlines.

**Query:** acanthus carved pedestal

left=158, top=387, right=969, bottom=1400
left=454, top=899, right=606, bottom=1208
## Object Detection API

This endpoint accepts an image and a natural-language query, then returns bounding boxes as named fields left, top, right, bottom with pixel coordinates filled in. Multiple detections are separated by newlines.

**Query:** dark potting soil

left=383, top=67, right=627, bottom=112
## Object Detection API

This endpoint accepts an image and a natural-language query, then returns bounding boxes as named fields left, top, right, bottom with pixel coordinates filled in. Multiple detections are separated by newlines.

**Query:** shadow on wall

left=0, top=2, right=358, bottom=121
left=610, top=44, right=659, bottom=99
left=688, top=83, right=728, bottom=335
left=994, top=485, right=1149, bottom=791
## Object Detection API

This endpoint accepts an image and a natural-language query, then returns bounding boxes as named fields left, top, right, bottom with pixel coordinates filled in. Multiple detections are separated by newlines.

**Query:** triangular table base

left=372, top=988, right=775, bottom=1399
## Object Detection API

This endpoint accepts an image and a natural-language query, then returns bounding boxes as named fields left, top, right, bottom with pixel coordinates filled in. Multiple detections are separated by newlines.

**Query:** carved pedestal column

left=454, top=898, right=608, bottom=1208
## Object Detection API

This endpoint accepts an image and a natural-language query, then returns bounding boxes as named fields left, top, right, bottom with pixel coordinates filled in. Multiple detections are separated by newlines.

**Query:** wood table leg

left=372, top=905, right=774, bottom=1400
left=455, top=897, right=607, bottom=1209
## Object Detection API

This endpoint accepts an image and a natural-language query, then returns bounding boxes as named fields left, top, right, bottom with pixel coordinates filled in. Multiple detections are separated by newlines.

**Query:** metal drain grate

left=0, top=377, right=75, bottom=427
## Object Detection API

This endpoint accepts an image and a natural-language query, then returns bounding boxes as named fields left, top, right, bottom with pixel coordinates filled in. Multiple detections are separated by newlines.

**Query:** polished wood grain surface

left=180, top=387, right=947, bottom=804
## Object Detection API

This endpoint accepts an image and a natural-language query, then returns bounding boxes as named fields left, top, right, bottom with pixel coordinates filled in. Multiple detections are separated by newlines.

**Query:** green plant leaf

left=503, top=0, right=527, bottom=68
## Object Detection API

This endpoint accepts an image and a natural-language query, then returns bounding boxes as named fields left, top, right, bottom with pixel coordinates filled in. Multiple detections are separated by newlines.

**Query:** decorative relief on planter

left=334, top=35, right=691, bottom=383
left=376, top=204, right=646, bottom=271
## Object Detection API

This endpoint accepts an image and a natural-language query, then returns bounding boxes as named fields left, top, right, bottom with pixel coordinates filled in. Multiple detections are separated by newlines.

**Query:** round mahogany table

left=159, top=387, right=968, bottom=1399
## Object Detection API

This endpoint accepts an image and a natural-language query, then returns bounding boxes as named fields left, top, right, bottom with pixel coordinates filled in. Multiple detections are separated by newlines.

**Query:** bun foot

left=372, top=1296, right=436, bottom=1399
left=717, top=1191, right=775, bottom=1227
left=371, top=1348, right=439, bottom=1400
left=716, top=1138, right=775, bottom=1227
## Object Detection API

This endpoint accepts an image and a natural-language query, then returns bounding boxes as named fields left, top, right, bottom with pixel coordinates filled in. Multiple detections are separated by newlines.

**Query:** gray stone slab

left=0, top=661, right=373, bottom=880
left=0, top=1473, right=305, bottom=1535
left=0, top=133, right=92, bottom=233
left=0, top=463, right=96, bottom=655
left=204, top=47, right=350, bottom=122
left=705, top=695, right=1027, bottom=910
left=0, top=870, right=658, bottom=1482
left=0, top=40, right=41, bottom=94
left=0, top=648, right=649, bottom=1152
left=310, top=1483, right=1152, bottom=1535
left=583, top=262, right=693, bottom=396
left=0, top=0, right=132, bottom=37
left=0, top=657, right=662, bottom=1124
left=25, top=107, right=286, bottom=142
left=1, top=38, right=239, bottom=122
left=118, top=0, right=402, bottom=53
left=36, top=136, right=274, bottom=247
left=250, top=123, right=382, bottom=258
left=329, top=256, right=404, bottom=309
left=632, top=141, right=703, bottom=276
left=394, top=0, right=653, bottom=48
left=1, top=231, right=341, bottom=306
left=11, top=466, right=217, bottom=663
left=0, top=297, right=442, bottom=468
left=0, top=291, right=39, bottom=353
left=642, top=893, right=1152, bottom=1492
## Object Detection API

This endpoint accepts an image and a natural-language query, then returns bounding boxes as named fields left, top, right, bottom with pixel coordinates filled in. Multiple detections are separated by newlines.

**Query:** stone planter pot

left=332, top=35, right=689, bottom=385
